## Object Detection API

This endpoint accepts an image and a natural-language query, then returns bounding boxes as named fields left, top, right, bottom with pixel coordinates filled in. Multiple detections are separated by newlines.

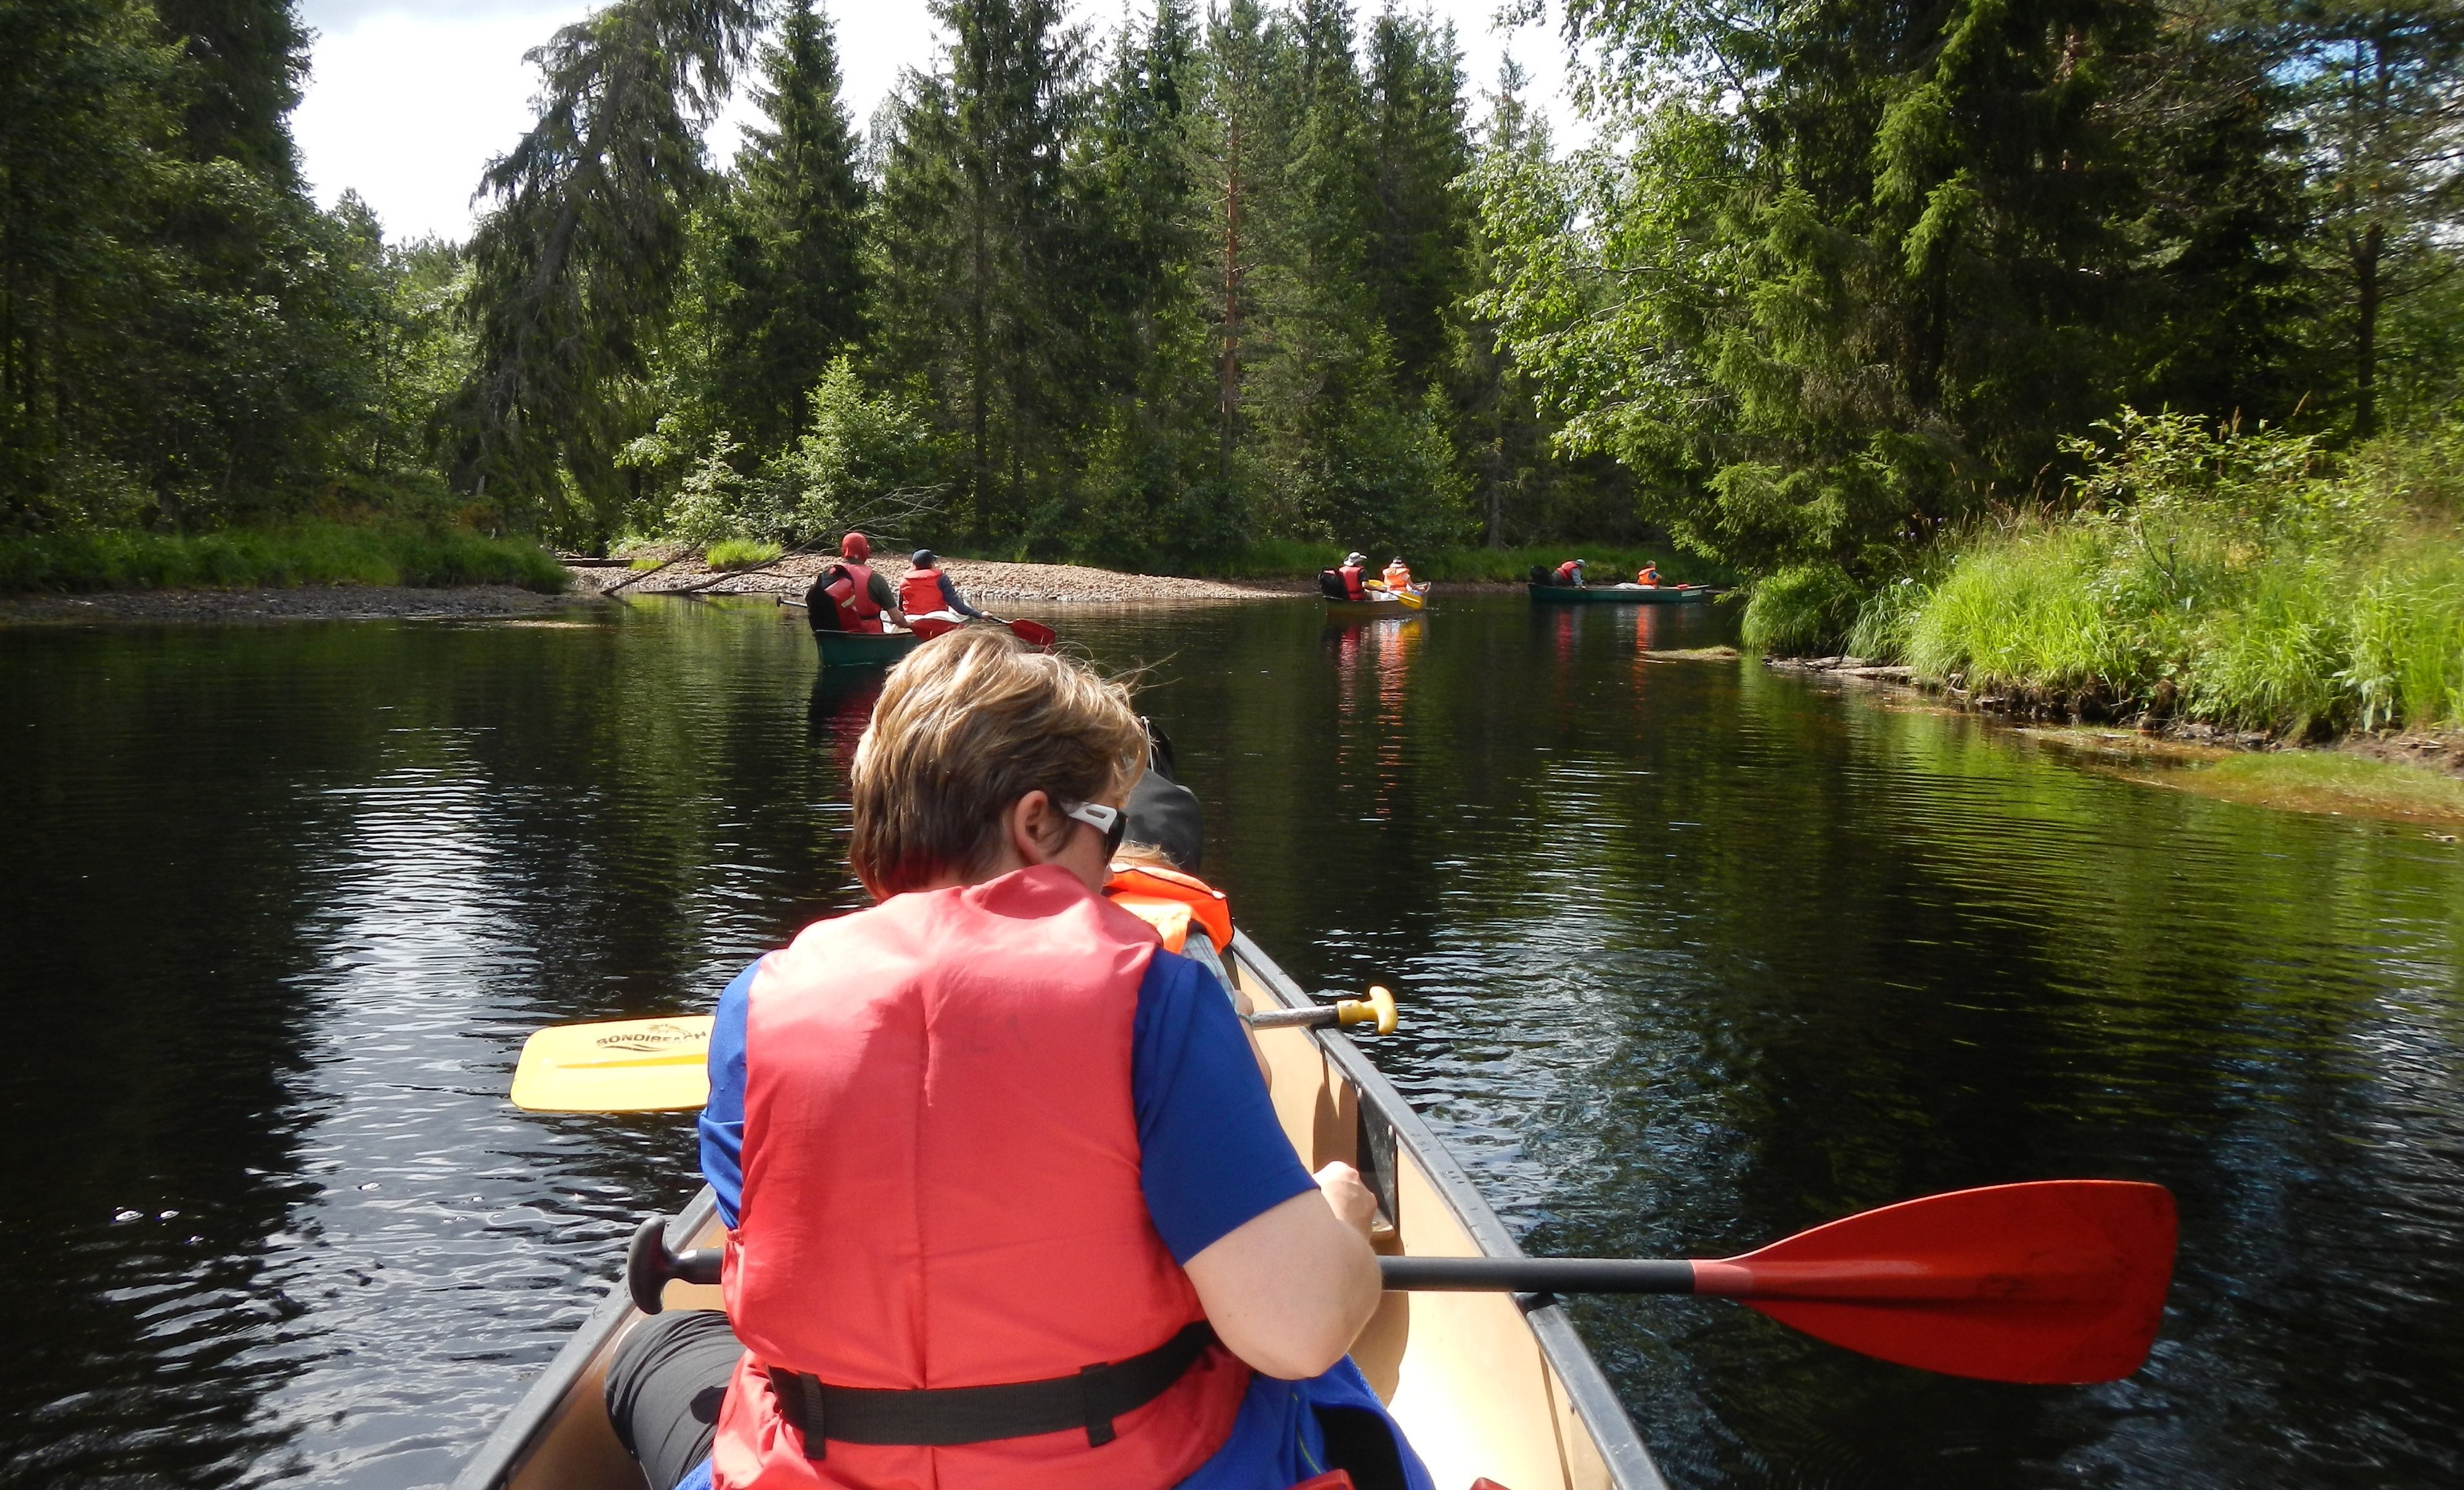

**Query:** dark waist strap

left=765, top=1321, right=1217, bottom=1456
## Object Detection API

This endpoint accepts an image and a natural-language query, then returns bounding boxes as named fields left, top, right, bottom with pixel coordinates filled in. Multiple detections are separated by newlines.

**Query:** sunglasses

left=1061, top=800, right=1128, bottom=857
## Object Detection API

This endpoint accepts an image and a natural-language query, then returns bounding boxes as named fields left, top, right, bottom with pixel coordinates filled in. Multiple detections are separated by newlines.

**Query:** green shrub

left=705, top=538, right=784, bottom=570
left=1742, top=564, right=1863, bottom=654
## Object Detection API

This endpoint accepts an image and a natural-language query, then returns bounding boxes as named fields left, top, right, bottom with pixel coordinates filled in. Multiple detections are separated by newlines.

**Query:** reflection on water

left=3, top=594, right=2462, bottom=1489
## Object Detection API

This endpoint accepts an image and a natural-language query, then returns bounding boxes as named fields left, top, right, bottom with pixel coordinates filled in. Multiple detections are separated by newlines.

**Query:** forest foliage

left=4, top=0, right=2458, bottom=583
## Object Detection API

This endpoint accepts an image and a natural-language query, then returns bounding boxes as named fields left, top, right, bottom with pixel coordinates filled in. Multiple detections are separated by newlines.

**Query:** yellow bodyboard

left=511, top=1015, right=715, bottom=1113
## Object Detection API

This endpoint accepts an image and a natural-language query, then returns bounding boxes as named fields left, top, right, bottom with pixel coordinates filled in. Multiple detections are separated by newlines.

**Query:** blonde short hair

left=850, top=628, right=1146, bottom=897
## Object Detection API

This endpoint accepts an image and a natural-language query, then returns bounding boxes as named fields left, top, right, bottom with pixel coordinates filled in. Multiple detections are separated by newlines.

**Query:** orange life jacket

left=713, top=866, right=1250, bottom=1490
left=1104, top=863, right=1233, bottom=954
left=1639, top=565, right=1659, bottom=587
left=1337, top=564, right=1366, bottom=601
left=827, top=562, right=885, bottom=633
left=1382, top=562, right=1413, bottom=591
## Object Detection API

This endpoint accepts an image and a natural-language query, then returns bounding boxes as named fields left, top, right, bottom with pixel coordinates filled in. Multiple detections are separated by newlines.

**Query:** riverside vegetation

left=1744, top=414, right=2464, bottom=740
left=4, top=0, right=2458, bottom=644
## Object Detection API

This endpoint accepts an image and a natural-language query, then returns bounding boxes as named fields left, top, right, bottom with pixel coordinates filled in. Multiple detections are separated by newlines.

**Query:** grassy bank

left=1752, top=415, right=2464, bottom=738
left=1180, top=540, right=1735, bottom=585
left=0, top=523, right=570, bottom=595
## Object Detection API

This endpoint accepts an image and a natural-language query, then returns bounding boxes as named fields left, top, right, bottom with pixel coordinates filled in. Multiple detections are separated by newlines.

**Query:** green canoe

left=815, top=628, right=923, bottom=667
left=1526, top=583, right=1714, bottom=605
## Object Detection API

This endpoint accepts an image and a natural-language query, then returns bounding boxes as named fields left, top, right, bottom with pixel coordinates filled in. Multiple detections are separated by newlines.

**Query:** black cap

left=911, top=549, right=936, bottom=569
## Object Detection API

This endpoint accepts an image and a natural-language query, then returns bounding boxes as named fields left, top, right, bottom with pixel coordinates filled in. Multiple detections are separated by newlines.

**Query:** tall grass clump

left=704, top=538, right=784, bottom=570
left=1865, top=412, right=2464, bottom=736
left=0, top=522, right=569, bottom=594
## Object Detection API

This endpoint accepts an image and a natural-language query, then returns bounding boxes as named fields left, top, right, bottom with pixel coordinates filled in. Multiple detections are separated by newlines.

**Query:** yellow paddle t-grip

left=1335, top=986, right=1400, bottom=1035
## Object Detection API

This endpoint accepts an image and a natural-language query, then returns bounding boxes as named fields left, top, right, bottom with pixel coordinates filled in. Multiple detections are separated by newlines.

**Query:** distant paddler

left=1638, top=560, right=1660, bottom=587
left=803, top=532, right=908, bottom=634
left=897, top=549, right=987, bottom=640
left=1551, top=557, right=1588, bottom=588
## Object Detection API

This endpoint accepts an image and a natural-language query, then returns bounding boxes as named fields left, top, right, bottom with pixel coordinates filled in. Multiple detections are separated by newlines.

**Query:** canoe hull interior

left=453, top=933, right=1663, bottom=1490
left=815, top=630, right=923, bottom=667
left=1526, top=585, right=1710, bottom=605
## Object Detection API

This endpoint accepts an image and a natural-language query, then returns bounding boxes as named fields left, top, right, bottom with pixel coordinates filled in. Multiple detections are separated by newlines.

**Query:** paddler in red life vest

left=600, top=628, right=1431, bottom=1490
left=1337, top=551, right=1370, bottom=601
left=897, top=548, right=986, bottom=641
left=1552, top=557, right=1587, bottom=587
left=803, top=532, right=906, bottom=634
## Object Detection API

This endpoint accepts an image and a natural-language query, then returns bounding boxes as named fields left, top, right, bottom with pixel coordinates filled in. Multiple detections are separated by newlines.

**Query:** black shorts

left=603, top=1310, right=744, bottom=1490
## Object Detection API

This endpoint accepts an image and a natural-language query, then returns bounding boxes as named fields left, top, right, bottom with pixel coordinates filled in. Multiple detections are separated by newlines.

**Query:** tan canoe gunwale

left=451, top=930, right=1666, bottom=1490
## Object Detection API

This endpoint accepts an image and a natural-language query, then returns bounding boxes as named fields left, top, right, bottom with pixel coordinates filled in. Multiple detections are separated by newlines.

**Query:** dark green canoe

left=815, top=628, right=923, bottom=667
left=1526, top=583, right=1714, bottom=605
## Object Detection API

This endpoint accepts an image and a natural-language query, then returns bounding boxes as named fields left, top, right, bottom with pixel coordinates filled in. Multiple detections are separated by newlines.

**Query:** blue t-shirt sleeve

left=1133, top=950, right=1316, bottom=1263
left=699, top=961, right=758, bottom=1229
left=938, top=572, right=985, bottom=617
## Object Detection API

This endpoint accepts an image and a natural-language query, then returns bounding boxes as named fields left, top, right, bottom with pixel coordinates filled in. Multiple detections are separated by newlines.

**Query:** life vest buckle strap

left=1078, top=1362, right=1118, bottom=1447
left=766, top=1322, right=1215, bottom=1455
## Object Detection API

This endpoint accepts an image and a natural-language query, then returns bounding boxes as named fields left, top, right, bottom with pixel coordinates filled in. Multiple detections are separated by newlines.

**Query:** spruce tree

left=153, top=0, right=306, bottom=181
left=715, top=0, right=868, bottom=455
left=1364, top=7, right=1469, bottom=397
left=870, top=0, right=1085, bottom=546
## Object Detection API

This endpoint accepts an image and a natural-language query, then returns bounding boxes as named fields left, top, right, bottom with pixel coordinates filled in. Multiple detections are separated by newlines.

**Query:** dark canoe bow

left=815, top=628, right=924, bottom=667
left=1527, top=584, right=1715, bottom=605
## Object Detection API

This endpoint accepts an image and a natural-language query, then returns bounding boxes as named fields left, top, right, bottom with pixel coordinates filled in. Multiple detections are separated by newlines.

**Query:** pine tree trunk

left=1218, top=117, right=1242, bottom=486
left=2354, top=220, right=2381, bottom=438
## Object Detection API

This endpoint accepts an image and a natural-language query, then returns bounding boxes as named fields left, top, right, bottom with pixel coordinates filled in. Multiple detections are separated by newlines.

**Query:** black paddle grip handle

left=1378, top=1257, right=1696, bottom=1294
left=626, top=1214, right=725, bottom=1315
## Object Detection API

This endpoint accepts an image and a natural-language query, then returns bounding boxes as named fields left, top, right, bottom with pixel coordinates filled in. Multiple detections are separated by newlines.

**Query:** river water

left=2, top=593, right=2460, bottom=1490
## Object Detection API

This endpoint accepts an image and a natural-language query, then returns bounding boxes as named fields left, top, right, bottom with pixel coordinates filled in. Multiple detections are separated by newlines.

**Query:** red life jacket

left=712, top=866, right=1250, bottom=1490
left=898, top=567, right=949, bottom=619
left=1553, top=561, right=1582, bottom=585
left=1337, top=564, right=1366, bottom=601
left=827, top=561, right=885, bottom=633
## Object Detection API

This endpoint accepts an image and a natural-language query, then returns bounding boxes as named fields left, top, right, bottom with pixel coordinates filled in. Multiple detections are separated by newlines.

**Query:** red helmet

left=840, top=532, right=871, bottom=561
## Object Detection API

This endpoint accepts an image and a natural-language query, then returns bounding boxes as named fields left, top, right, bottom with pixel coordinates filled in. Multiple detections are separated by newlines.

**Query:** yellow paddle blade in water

left=510, top=1015, right=713, bottom=1113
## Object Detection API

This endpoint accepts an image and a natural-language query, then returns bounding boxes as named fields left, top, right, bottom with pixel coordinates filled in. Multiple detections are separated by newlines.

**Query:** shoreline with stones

left=0, top=554, right=1307, bottom=625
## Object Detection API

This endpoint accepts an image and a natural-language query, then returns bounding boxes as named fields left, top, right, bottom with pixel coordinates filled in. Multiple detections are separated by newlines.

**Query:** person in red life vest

left=897, top=549, right=986, bottom=640
left=600, top=630, right=1432, bottom=1490
left=803, top=532, right=906, bottom=634
left=1551, top=557, right=1586, bottom=587
left=1337, top=552, right=1370, bottom=601
left=1637, top=561, right=1659, bottom=588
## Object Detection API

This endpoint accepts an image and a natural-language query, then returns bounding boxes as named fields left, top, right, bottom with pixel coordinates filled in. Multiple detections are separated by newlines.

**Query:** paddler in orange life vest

left=599, top=628, right=1432, bottom=1490
left=803, top=532, right=905, bottom=634
left=1637, top=561, right=1660, bottom=588
left=1379, top=557, right=1415, bottom=593
left=897, top=548, right=986, bottom=641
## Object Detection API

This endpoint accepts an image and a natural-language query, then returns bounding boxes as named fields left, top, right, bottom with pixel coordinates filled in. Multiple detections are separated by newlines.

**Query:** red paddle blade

left=1693, top=1180, right=2176, bottom=1384
left=1007, top=617, right=1057, bottom=648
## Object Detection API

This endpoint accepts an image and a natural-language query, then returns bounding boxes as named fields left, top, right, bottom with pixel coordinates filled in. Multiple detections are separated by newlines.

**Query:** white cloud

left=294, top=0, right=1588, bottom=245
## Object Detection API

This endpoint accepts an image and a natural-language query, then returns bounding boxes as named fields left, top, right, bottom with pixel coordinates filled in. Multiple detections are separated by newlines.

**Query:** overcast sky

left=292, top=0, right=1588, bottom=244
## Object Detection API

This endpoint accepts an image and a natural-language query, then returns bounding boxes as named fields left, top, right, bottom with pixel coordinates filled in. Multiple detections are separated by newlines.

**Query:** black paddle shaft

left=1378, top=1257, right=1696, bottom=1294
